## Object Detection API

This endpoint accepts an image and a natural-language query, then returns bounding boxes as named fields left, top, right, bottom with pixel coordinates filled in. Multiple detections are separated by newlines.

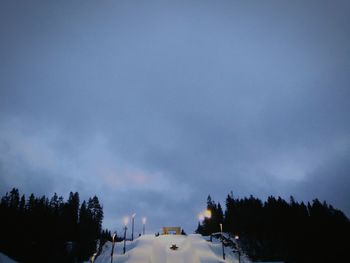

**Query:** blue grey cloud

left=1, top=0, right=350, bottom=232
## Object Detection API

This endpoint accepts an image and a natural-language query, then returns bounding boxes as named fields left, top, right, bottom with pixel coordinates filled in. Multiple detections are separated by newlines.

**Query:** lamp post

left=199, top=209, right=212, bottom=241
left=204, top=209, right=212, bottom=219
left=220, top=223, right=225, bottom=260
left=110, top=232, right=116, bottom=263
left=197, top=213, right=204, bottom=236
left=142, top=217, right=146, bottom=235
left=131, top=213, right=136, bottom=241
left=198, top=213, right=205, bottom=222
left=207, top=210, right=212, bottom=242
left=235, top=235, right=241, bottom=263
left=123, top=217, right=129, bottom=254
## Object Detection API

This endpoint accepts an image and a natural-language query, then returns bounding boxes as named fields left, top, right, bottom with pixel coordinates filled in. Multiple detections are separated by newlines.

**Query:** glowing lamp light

left=198, top=213, right=205, bottom=221
left=204, top=209, right=212, bottom=218
left=235, top=235, right=239, bottom=240
left=123, top=216, right=129, bottom=226
left=142, top=217, right=147, bottom=224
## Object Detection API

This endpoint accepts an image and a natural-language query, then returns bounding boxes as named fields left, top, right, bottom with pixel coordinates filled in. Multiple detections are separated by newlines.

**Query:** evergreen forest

left=196, top=193, right=350, bottom=262
left=0, top=188, right=109, bottom=262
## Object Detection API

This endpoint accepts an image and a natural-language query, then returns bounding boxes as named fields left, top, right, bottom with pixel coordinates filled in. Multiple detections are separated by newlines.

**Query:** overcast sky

left=1, top=0, right=350, bottom=234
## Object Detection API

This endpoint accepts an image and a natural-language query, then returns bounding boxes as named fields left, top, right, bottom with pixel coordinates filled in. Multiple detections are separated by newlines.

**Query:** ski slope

left=95, top=234, right=248, bottom=263
left=0, top=252, right=17, bottom=263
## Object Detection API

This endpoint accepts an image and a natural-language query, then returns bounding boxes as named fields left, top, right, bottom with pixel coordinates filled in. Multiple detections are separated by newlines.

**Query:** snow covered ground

left=94, top=234, right=251, bottom=263
left=0, top=252, right=17, bottom=263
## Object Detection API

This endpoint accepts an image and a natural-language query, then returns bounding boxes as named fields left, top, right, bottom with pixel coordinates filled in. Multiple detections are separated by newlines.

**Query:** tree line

left=0, top=188, right=106, bottom=262
left=196, top=193, right=349, bottom=262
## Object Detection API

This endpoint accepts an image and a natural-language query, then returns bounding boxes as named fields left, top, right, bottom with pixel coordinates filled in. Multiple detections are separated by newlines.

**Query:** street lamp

left=198, top=213, right=205, bottom=222
left=110, top=232, right=116, bottom=263
left=131, top=213, right=136, bottom=241
left=235, top=235, right=241, bottom=263
left=142, top=217, right=146, bottom=235
left=123, top=217, right=129, bottom=254
left=197, top=213, right=204, bottom=234
left=220, top=223, right=225, bottom=260
left=204, top=209, right=212, bottom=219
left=199, top=209, right=212, bottom=241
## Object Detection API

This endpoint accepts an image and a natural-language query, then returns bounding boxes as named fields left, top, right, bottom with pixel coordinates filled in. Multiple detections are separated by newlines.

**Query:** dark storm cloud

left=1, top=0, right=350, bottom=231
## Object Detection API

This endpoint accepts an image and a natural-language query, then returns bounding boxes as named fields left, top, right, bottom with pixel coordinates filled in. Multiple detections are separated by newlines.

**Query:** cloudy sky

left=1, top=0, right=350, bottom=234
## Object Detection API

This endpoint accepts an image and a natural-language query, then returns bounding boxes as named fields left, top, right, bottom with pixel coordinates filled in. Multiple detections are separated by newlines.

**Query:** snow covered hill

left=94, top=234, right=250, bottom=263
left=0, top=252, right=17, bottom=263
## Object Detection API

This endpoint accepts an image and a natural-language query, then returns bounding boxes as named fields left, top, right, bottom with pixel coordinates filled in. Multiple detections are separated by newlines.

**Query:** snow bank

left=0, top=252, right=17, bottom=263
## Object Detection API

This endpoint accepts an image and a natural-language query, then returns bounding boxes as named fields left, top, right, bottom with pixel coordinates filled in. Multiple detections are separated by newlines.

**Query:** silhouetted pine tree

left=0, top=188, right=107, bottom=262
left=197, top=192, right=350, bottom=262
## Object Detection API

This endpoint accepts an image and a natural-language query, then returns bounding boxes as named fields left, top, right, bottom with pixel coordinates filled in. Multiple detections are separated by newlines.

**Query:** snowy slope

left=95, top=234, right=249, bottom=263
left=0, top=252, right=17, bottom=263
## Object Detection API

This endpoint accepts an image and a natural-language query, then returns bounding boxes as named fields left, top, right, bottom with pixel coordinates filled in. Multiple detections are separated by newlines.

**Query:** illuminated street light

left=235, top=235, right=241, bottom=263
left=131, top=213, right=136, bottom=241
left=142, top=217, right=146, bottom=235
left=204, top=209, right=212, bottom=219
left=123, top=217, right=129, bottom=254
left=110, top=232, right=116, bottom=263
left=220, top=223, right=225, bottom=260
left=198, top=209, right=211, bottom=220
left=202, top=209, right=212, bottom=241
left=197, top=209, right=213, bottom=241
left=198, top=213, right=205, bottom=222
left=123, top=216, right=129, bottom=226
